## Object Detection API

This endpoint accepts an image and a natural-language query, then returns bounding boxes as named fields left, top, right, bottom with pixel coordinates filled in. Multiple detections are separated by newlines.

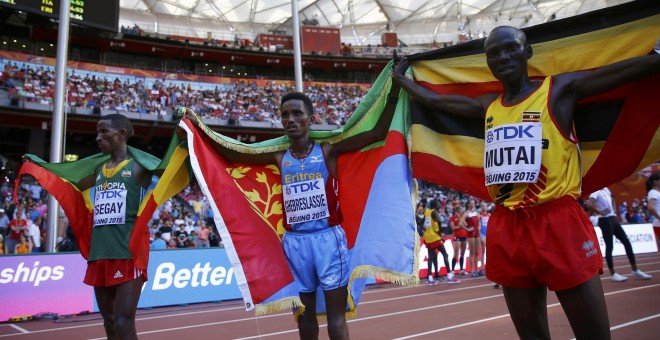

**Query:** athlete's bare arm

left=392, top=57, right=497, bottom=118
left=323, top=55, right=403, bottom=176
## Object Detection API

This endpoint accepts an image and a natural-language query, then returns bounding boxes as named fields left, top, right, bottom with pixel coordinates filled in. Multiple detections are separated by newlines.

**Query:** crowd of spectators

left=1, top=62, right=369, bottom=126
left=0, top=173, right=224, bottom=254
left=1, top=173, right=658, bottom=255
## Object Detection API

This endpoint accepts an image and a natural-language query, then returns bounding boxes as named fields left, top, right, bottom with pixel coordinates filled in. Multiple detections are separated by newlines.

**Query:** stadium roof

left=119, top=0, right=632, bottom=45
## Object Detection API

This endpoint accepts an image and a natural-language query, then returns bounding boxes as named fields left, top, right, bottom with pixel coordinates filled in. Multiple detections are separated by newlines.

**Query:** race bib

left=423, top=216, right=432, bottom=229
left=93, top=188, right=127, bottom=226
left=484, top=122, right=542, bottom=186
left=283, top=178, right=329, bottom=224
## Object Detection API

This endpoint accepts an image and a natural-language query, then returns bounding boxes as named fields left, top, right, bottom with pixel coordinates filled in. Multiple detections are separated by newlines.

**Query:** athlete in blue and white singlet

left=281, top=143, right=349, bottom=292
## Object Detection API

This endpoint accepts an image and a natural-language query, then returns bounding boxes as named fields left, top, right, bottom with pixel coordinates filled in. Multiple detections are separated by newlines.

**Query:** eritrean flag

left=179, top=62, right=418, bottom=318
left=19, top=135, right=190, bottom=270
left=408, top=1, right=660, bottom=199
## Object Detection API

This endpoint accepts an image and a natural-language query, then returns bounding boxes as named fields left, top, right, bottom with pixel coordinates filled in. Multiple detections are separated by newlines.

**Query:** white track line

left=393, top=283, right=660, bottom=339
left=2, top=270, right=657, bottom=338
left=8, top=324, right=29, bottom=334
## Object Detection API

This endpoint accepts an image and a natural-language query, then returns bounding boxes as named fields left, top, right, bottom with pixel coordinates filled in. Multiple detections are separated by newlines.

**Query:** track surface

left=1, top=254, right=658, bottom=339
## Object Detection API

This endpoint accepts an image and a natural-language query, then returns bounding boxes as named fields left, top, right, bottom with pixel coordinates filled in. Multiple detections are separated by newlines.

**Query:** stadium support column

left=46, top=0, right=72, bottom=253
left=291, top=0, right=303, bottom=92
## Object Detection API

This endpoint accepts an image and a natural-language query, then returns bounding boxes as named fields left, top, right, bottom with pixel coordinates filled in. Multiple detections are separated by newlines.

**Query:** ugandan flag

left=179, top=62, right=418, bottom=318
left=19, top=134, right=190, bottom=270
left=409, top=1, right=660, bottom=200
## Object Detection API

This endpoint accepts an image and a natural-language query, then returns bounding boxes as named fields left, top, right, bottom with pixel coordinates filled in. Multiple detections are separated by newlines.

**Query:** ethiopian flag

left=179, top=62, right=418, bottom=318
left=19, top=135, right=190, bottom=270
left=408, top=1, right=660, bottom=199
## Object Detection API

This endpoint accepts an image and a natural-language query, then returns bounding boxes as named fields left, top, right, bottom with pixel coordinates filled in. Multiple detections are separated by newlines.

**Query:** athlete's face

left=480, top=201, right=488, bottom=212
left=484, top=28, right=531, bottom=83
left=96, top=120, right=125, bottom=154
left=280, top=99, right=311, bottom=139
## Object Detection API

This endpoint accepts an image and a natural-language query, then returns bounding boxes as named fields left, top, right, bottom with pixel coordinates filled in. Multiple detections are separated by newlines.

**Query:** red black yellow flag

left=409, top=1, right=660, bottom=200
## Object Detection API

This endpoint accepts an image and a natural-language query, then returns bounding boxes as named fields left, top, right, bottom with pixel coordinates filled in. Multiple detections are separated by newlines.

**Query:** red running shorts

left=84, top=259, right=147, bottom=287
left=485, top=196, right=603, bottom=291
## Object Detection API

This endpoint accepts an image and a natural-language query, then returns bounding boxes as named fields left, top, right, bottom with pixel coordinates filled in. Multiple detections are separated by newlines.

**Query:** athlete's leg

left=298, top=291, right=319, bottom=340
left=468, top=237, right=478, bottom=274
left=427, top=247, right=438, bottom=277
left=94, top=285, right=118, bottom=338
left=611, top=220, right=637, bottom=270
left=438, top=245, right=451, bottom=273
left=324, top=286, right=350, bottom=340
left=502, top=285, right=551, bottom=340
left=112, top=277, right=144, bottom=340
left=459, top=240, right=467, bottom=271
left=555, top=275, right=611, bottom=340
left=480, top=236, right=487, bottom=271
left=452, top=240, right=460, bottom=272
left=597, top=218, right=615, bottom=274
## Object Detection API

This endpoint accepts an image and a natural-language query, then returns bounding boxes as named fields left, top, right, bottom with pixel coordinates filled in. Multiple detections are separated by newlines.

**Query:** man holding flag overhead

left=20, top=113, right=190, bottom=339
left=393, top=23, right=660, bottom=340
left=182, top=71, right=402, bottom=338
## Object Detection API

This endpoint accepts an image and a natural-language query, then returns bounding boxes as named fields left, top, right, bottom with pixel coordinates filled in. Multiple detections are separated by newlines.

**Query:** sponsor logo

left=583, top=240, right=598, bottom=257
left=284, top=161, right=291, bottom=167
left=488, top=125, right=537, bottom=141
left=0, top=261, right=65, bottom=287
left=309, top=155, right=324, bottom=163
left=121, top=170, right=132, bottom=177
left=113, top=271, right=123, bottom=279
left=151, top=262, right=234, bottom=290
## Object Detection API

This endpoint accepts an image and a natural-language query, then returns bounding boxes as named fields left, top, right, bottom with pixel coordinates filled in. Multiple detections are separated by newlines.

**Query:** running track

left=1, top=254, right=658, bottom=339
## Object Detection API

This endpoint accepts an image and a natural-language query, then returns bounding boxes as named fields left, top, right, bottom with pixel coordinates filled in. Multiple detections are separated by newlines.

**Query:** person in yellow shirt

left=423, top=200, right=460, bottom=285
left=14, top=234, right=31, bottom=254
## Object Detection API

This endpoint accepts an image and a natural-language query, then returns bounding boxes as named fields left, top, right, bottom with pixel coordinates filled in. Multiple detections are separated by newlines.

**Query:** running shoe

left=611, top=273, right=628, bottom=282
left=471, top=272, right=479, bottom=277
left=632, top=270, right=652, bottom=280
left=427, top=276, right=439, bottom=285
left=459, top=270, right=467, bottom=276
left=477, top=270, right=485, bottom=276
left=493, top=283, right=500, bottom=289
left=446, top=277, right=461, bottom=284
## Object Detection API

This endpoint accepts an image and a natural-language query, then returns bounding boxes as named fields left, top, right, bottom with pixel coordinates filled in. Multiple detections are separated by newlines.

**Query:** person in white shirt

left=646, top=173, right=660, bottom=254
left=587, top=188, right=651, bottom=282
left=27, top=219, right=42, bottom=253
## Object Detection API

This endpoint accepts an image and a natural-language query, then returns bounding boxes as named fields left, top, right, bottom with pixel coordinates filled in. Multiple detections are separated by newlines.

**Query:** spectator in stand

left=209, top=228, right=220, bottom=247
left=625, top=206, right=642, bottom=224
left=159, top=219, right=173, bottom=242
left=7, top=205, right=28, bottom=254
left=618, top=202, right=628, bottom=223
left=0, top=234, right=4, bottom=254
left=198, top=224, right=211, bottom=248
left=29, top=180, right=43, bottom=201
left=0, top=208, right=9, bottom=239
left=14, top=234, right=31, bottom=254
left=150, top=232, right=167, bottom=250
left=27, top=217, right=42, bottom=253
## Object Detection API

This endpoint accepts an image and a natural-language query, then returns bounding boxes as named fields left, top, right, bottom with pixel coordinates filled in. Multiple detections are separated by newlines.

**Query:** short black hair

left=281, top=92, right=314, bottom=116
left=485, top=26, right=528, bottom=50
left=101, top=113, right=134, bottom=138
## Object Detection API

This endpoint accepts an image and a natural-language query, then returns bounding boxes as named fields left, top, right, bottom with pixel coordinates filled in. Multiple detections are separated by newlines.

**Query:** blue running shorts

left=282, top=225, right=350, bottom=293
